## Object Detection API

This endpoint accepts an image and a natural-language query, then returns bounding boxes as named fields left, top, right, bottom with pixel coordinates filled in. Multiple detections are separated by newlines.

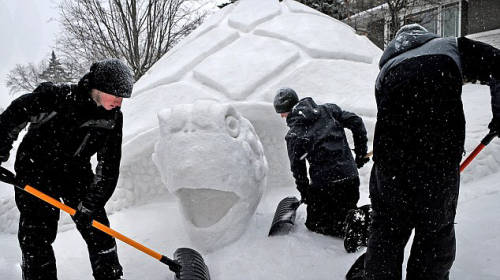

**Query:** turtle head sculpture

left=153, top=100, right=268, bottom=251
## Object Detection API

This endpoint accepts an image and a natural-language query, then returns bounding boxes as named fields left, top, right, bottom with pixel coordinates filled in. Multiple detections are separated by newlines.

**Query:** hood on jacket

left=286, top=97, right=321, bottom=127
left=379, top=24, right=440, bottom=68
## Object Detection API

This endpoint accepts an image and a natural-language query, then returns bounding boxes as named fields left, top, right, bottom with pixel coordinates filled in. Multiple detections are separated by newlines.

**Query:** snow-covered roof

left=344, top=3, right=388, bottom=21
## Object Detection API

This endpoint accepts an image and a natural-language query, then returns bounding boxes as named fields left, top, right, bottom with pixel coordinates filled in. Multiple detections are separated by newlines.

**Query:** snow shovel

left=0, top=166, right=210, bottom=280
left=268, top=196, right=302, bottom=236
left=346, top=131, right=498, bottom=279
left=268, top=152, right=373, bottom=236
left=460, top=130, right=498, bottom=172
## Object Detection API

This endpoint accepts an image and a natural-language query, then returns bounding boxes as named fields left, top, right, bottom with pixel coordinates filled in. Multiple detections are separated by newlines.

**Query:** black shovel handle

left=0, top=167, right=18, bottom=186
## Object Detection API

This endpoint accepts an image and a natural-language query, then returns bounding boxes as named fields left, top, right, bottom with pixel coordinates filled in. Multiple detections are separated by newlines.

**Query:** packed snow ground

left=1, top=84, right=499, bottom=279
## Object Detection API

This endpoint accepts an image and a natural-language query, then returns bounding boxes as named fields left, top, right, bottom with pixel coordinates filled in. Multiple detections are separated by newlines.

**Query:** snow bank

left=2, top=2, right=500, bottom=238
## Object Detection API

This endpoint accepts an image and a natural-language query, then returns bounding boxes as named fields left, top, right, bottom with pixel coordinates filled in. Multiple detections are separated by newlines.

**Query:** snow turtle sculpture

left=152, top=100, right=268, bottom=251
left=111, top=0, right=381, bottom=212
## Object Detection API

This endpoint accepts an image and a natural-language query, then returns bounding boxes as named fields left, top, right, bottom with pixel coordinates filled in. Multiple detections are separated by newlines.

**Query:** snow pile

left=1, top=0, right=500, bottom=278
left=152, top=101, right=268, bottom=251
left=116, top=0, right=382, bottom=213
left=1, top=1, right=499, bottom=243
left=2, top=167, right=500, bottom=279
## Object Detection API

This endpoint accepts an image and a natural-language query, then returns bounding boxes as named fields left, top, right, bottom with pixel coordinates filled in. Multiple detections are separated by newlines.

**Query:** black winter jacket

left=374, top=29, right=500, bottom=168
left=0, top=82, right=123, bottom=209
left=285, top=98, right=368, bottom=190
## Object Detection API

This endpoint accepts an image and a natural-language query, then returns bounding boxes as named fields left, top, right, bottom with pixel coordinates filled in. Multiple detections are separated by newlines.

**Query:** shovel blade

left=174, top=247, right=211, bottom=280
left=268, top=196, right=301, bottom=236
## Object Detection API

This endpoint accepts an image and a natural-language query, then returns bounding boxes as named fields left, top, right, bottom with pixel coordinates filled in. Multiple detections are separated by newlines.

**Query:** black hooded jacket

left=0, top=82, right=123, bottom=209
left=285, top=97, right=367, bottom=190
left=374, top=26, right=500, bottom=168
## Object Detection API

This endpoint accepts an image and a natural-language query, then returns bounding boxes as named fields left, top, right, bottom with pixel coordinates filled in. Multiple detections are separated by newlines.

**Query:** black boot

left=21, top=254, right=58, bottom=280
left=343, top=204, right=372, bottom=253
left=93, top=263, right=124, bottom=280
left=90, top=246, right=123, bottom=280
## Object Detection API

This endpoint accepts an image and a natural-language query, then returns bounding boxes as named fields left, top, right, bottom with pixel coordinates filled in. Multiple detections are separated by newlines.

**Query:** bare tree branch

left=5, top=63, right=46, bottom=95
left=56, top=0, right=206, bottom=80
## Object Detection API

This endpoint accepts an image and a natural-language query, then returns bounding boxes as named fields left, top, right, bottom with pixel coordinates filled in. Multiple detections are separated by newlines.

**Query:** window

left=383, top=1, right=461, bottom=46
left=442, top=3, right=459, bottom=37
left=405, top=8, right=439, bottom=35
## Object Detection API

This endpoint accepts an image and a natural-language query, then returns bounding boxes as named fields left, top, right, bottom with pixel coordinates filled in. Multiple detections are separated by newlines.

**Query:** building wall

left=461, top=0, right=468, bottom=36
left=367, top=18, right=385, bottom=49
left=466, top=0, right=500, bottom=34
left=347, top=0, right=500, bottom=49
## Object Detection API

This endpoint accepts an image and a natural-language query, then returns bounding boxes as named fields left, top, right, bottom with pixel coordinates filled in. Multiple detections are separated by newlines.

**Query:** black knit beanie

left=87, top=59, right=134, bottom=98
left=274, top=87, right=299, bottom=113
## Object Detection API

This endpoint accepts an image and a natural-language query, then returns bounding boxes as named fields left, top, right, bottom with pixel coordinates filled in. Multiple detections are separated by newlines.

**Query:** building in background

left=344, top=0, right=500, bottom=49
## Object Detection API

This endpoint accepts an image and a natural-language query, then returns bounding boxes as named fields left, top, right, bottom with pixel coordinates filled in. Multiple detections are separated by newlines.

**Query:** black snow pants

left=14, top=169, right=122, bottom=280
left=364, top=163, right=459, bottom=280
left=305, top=176, right=360, bottom=237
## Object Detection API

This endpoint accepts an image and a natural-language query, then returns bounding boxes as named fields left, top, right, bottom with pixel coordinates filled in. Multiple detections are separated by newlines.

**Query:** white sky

left=0, top=0, right=225, bottom=109
left=0, top=0, right=61, bottom=107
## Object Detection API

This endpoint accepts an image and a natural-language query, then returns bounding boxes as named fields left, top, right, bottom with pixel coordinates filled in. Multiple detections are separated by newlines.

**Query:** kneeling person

left=274, top=88, right=369, bottom=237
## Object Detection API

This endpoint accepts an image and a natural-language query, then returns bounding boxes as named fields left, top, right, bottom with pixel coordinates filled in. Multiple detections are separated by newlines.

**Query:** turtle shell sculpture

left=110, top=0, right=381, bottom=211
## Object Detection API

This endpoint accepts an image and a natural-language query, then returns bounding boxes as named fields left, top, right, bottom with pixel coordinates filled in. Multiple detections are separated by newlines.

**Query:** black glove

left=0, top=147, right=10, bottom=163
left=355, top=154, right=370, bottom=169
left=0, top=153, right=9, bottom=163
left=488, top=118, right=500, bottom=137
left=73, top=202, right=94, bottom=228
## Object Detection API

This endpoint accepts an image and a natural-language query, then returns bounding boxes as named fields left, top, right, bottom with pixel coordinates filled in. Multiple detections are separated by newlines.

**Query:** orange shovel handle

left=23, top=185, right=165, bottom=262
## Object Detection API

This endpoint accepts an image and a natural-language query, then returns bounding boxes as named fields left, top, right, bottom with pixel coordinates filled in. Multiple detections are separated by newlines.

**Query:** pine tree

left=39, top=51, right=71, bottom=84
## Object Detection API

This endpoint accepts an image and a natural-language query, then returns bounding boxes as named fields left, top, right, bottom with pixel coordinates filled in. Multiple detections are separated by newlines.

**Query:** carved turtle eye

left=225, top=115, right=240, bottom=138
left=157, top=108, right=173, bottom=136
left=158, top=107, right=187, bottom=135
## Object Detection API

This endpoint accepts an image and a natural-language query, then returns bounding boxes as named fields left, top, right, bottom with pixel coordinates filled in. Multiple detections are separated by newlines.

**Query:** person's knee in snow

left=274, top=87, right=369, bottom=240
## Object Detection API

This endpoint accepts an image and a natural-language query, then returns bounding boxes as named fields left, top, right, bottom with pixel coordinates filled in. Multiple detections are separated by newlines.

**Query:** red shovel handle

left=460, top=131, right=498, bottom=172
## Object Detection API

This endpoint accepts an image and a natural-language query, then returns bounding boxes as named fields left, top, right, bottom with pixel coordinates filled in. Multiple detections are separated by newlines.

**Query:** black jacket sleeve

left=84, top=111, right=123, bottom=210
left=458, top=37, right=500, bottom=123
left=328, top=104, right=368, bottom=156
left=490, top=79, right=500, bottom=121
left=0, top=82, right=66, bottom=160
left=458, top=37, right=500, bottom=83
left=285, top=127, right=309, bottom=193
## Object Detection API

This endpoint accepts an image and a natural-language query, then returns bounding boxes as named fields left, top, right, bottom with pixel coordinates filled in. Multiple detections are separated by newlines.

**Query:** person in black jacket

left=362, top=24, right=500, bottom=280
left=274, top=88, right=369, bottom=237
left=0, top=59, right=134, bottom=280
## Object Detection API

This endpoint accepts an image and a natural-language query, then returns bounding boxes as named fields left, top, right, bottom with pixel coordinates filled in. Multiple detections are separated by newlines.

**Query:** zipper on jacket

left=74, top=133, right=91, bottom=157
